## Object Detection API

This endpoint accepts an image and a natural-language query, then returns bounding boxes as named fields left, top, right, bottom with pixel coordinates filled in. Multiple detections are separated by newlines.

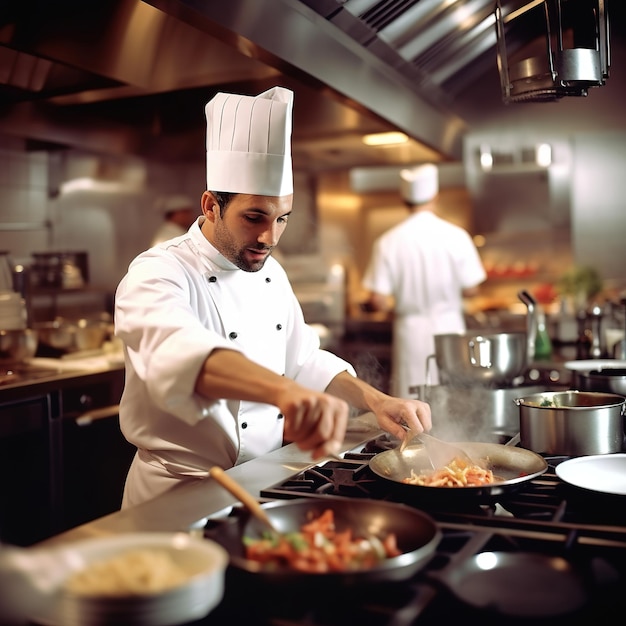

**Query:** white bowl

left=35, top=533, right=228, bottom=626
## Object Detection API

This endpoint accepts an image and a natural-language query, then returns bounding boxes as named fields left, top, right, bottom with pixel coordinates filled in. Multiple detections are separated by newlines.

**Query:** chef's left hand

left=370, top=396, right=432, bottom=443
left=325, top=372, right=432, bottom=443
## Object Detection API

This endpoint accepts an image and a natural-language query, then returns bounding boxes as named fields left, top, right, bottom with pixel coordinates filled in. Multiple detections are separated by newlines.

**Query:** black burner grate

left=203, top=438, right=626, bottom=626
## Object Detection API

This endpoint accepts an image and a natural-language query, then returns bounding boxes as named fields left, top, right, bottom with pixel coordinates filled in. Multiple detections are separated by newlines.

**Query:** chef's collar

left=190, top=217, right=239, bottom=271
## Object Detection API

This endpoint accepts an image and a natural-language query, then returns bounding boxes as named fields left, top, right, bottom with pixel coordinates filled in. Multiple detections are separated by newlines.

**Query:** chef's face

left=201, top=191, right=292, bottom=272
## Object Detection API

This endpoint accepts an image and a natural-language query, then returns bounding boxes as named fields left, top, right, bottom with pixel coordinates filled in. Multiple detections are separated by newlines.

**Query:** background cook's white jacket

left=115, top=218, right=355, bottom=478
left=362, top=211, right=486, bottom=395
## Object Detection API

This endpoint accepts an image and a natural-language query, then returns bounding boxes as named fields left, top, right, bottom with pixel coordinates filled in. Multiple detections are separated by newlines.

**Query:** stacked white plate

left=0, top=290, right=26, bottom=330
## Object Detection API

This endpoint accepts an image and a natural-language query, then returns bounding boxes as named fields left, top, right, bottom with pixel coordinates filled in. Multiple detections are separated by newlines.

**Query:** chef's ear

left=201, top=191, right=218, bottom=221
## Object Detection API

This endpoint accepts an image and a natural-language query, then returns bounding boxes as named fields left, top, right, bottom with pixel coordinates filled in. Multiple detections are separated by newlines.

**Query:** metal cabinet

left=0, top=394, right=55, bottom=546
left=0, top=368, right=135, bottom=546
left=58, top=378, right=135, bottom=530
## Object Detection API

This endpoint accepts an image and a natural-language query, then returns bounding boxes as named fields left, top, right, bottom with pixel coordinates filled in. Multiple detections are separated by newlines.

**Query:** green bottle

left=534, top=309, right=553, bottom=360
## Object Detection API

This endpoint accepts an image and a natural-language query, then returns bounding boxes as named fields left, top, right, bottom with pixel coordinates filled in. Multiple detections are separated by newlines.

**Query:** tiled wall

left=0, top=143, right=51, bottom=265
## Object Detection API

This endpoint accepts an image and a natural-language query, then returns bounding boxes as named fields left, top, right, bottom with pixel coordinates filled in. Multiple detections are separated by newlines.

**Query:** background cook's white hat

left=154, top=194, right=195, bottom=214
left=205, top=86, right=294, bottom=196
left=399, top=163, right=439, bottom=204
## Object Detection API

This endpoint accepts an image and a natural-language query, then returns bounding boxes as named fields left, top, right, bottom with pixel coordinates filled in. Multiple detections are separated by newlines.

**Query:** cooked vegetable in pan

left=243, top=508, right=401, bottom=572
left=402, top=457, right=496, bottom=487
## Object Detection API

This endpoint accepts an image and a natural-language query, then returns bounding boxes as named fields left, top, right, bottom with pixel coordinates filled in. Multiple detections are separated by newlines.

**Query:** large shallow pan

left=432, top=550, right=588, bottom=617
left=573, top=367, right=626, bottom=396
left=369, top=442, right=548, bottom=499
left=204, top=497, right=441, bottom=588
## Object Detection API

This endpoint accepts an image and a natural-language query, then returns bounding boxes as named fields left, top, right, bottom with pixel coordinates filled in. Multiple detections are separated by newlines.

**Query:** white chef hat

left=399, top=164, right=439, bottom=204
left=205, top=86, right=294, bottom=196
left=154, top=194, right=195, bottom=214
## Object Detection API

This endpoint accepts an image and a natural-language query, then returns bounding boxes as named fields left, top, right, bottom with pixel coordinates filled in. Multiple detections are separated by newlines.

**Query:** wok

left=369, top=441, right=548, bottom=499
left=204, top=497, right=441, bottom=587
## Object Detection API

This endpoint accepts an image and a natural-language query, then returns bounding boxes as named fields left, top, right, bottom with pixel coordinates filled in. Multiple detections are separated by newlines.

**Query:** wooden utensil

left=209, top=466, right=278, bottom=533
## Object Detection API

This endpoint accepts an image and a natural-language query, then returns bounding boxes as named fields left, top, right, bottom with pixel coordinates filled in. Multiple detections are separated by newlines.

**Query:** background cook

left=362, top=164, right=486, bottom=394
left=150, top=194, right=198, bottom=246
left=114, top=86, right=432, bottom=507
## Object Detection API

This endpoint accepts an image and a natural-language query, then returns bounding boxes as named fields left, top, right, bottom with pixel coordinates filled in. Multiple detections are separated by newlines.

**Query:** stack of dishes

left=0, top=291, right=26, bottom=330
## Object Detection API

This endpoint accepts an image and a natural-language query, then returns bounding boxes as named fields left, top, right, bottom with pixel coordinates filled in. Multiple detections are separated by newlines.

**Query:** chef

left=362, top=164, right=486, bottom=395
left=150, top=194, right=198, bottom=246
left=114, top=86, right=432, bottom=507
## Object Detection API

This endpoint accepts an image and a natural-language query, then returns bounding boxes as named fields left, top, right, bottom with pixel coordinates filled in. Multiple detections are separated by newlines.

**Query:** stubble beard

left=213, top=220, right=270, bottom=272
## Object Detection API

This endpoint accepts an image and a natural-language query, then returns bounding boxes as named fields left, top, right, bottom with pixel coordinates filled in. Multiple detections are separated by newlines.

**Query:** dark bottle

left=576, top=310, right=591, bottom=360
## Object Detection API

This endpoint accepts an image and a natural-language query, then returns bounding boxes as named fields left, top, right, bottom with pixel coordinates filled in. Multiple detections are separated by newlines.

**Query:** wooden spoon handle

left=209, top=466, right=277, bottom=532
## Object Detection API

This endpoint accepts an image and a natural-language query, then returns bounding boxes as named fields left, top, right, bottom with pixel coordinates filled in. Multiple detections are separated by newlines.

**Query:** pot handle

left=518, top=289, right=537, bottom=363
left=468, top=336, right=492, bottom=368
left=410, top=353, right=437, bottom=399
left=425, top=353, right=437, bottom=387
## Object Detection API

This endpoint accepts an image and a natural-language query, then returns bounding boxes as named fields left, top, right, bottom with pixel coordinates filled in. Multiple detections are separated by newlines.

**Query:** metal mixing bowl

left=0, top=328, right=39, bottom=363
left=35, top=317, right=110, bottom=353
left=434, top=331, right=528, bottom=386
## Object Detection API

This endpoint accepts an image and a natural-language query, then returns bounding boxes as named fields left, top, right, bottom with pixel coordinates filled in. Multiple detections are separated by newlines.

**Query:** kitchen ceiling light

left=495, top=0, right=610, bottom=103
left=536, top=143, right=552, bottom=166
left=362, top=131, right=409, bottom=146
left=479, top=145, right=494, bottom=170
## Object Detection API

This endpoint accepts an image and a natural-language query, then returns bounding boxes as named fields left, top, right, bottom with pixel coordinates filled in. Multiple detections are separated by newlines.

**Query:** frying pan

left=204, top=497, right=441, bottom=586
left=432, top=551, right=588, bottom=617
left=369, top=441, right=548, bottom=499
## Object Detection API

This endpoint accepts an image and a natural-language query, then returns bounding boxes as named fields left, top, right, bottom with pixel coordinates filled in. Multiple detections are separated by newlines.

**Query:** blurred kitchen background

left=0, top=0, right=624, bottom=362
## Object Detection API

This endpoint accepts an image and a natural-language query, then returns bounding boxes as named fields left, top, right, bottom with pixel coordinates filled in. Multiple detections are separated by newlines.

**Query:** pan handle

left=505, top=433, right=521, bottom=446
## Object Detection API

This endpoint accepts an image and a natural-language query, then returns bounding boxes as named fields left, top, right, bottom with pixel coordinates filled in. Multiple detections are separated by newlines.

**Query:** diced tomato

left=244, top=509, right=401, bottom=573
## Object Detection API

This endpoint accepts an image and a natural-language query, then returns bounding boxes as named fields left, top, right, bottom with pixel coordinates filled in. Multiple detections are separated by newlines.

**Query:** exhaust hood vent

left=495, top=0, right=610, bottom=103
left=0, top=0, right=621, bottom=166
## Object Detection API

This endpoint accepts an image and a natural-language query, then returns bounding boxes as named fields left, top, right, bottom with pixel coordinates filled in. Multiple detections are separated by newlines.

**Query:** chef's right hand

left=277, top=384, right=349, bottom=460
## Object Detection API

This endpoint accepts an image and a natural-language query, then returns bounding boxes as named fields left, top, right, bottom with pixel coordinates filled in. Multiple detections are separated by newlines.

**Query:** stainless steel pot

left=515, top=390, right=626, bottom=455
left=0, top=329, right=38, bottom=363
left=420, top=383, right=548, bottom=438
left=433, top=331, right=528, bottom=386
left=573, top=368, right=626, bottom=396
left=34, top=317, right=111, bottom=353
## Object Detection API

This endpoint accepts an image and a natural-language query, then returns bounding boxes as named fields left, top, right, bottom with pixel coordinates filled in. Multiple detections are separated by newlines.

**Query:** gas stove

left=202, top=435, right=626, bottom=626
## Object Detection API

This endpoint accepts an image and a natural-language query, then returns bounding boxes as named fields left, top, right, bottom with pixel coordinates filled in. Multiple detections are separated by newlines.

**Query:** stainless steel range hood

left=0, top=0, right=617, bottom=169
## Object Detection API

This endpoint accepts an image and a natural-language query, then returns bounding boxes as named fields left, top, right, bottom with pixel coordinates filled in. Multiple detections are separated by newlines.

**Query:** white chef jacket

left=115, top=218, right=355, bottom=506
left=362, top=211, right=486, bottom=396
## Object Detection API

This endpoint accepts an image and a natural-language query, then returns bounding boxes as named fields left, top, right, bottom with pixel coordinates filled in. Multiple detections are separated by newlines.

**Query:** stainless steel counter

left=0, top=356, right=124, bottom=398
left=35, top=413, right=384, bottom=549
